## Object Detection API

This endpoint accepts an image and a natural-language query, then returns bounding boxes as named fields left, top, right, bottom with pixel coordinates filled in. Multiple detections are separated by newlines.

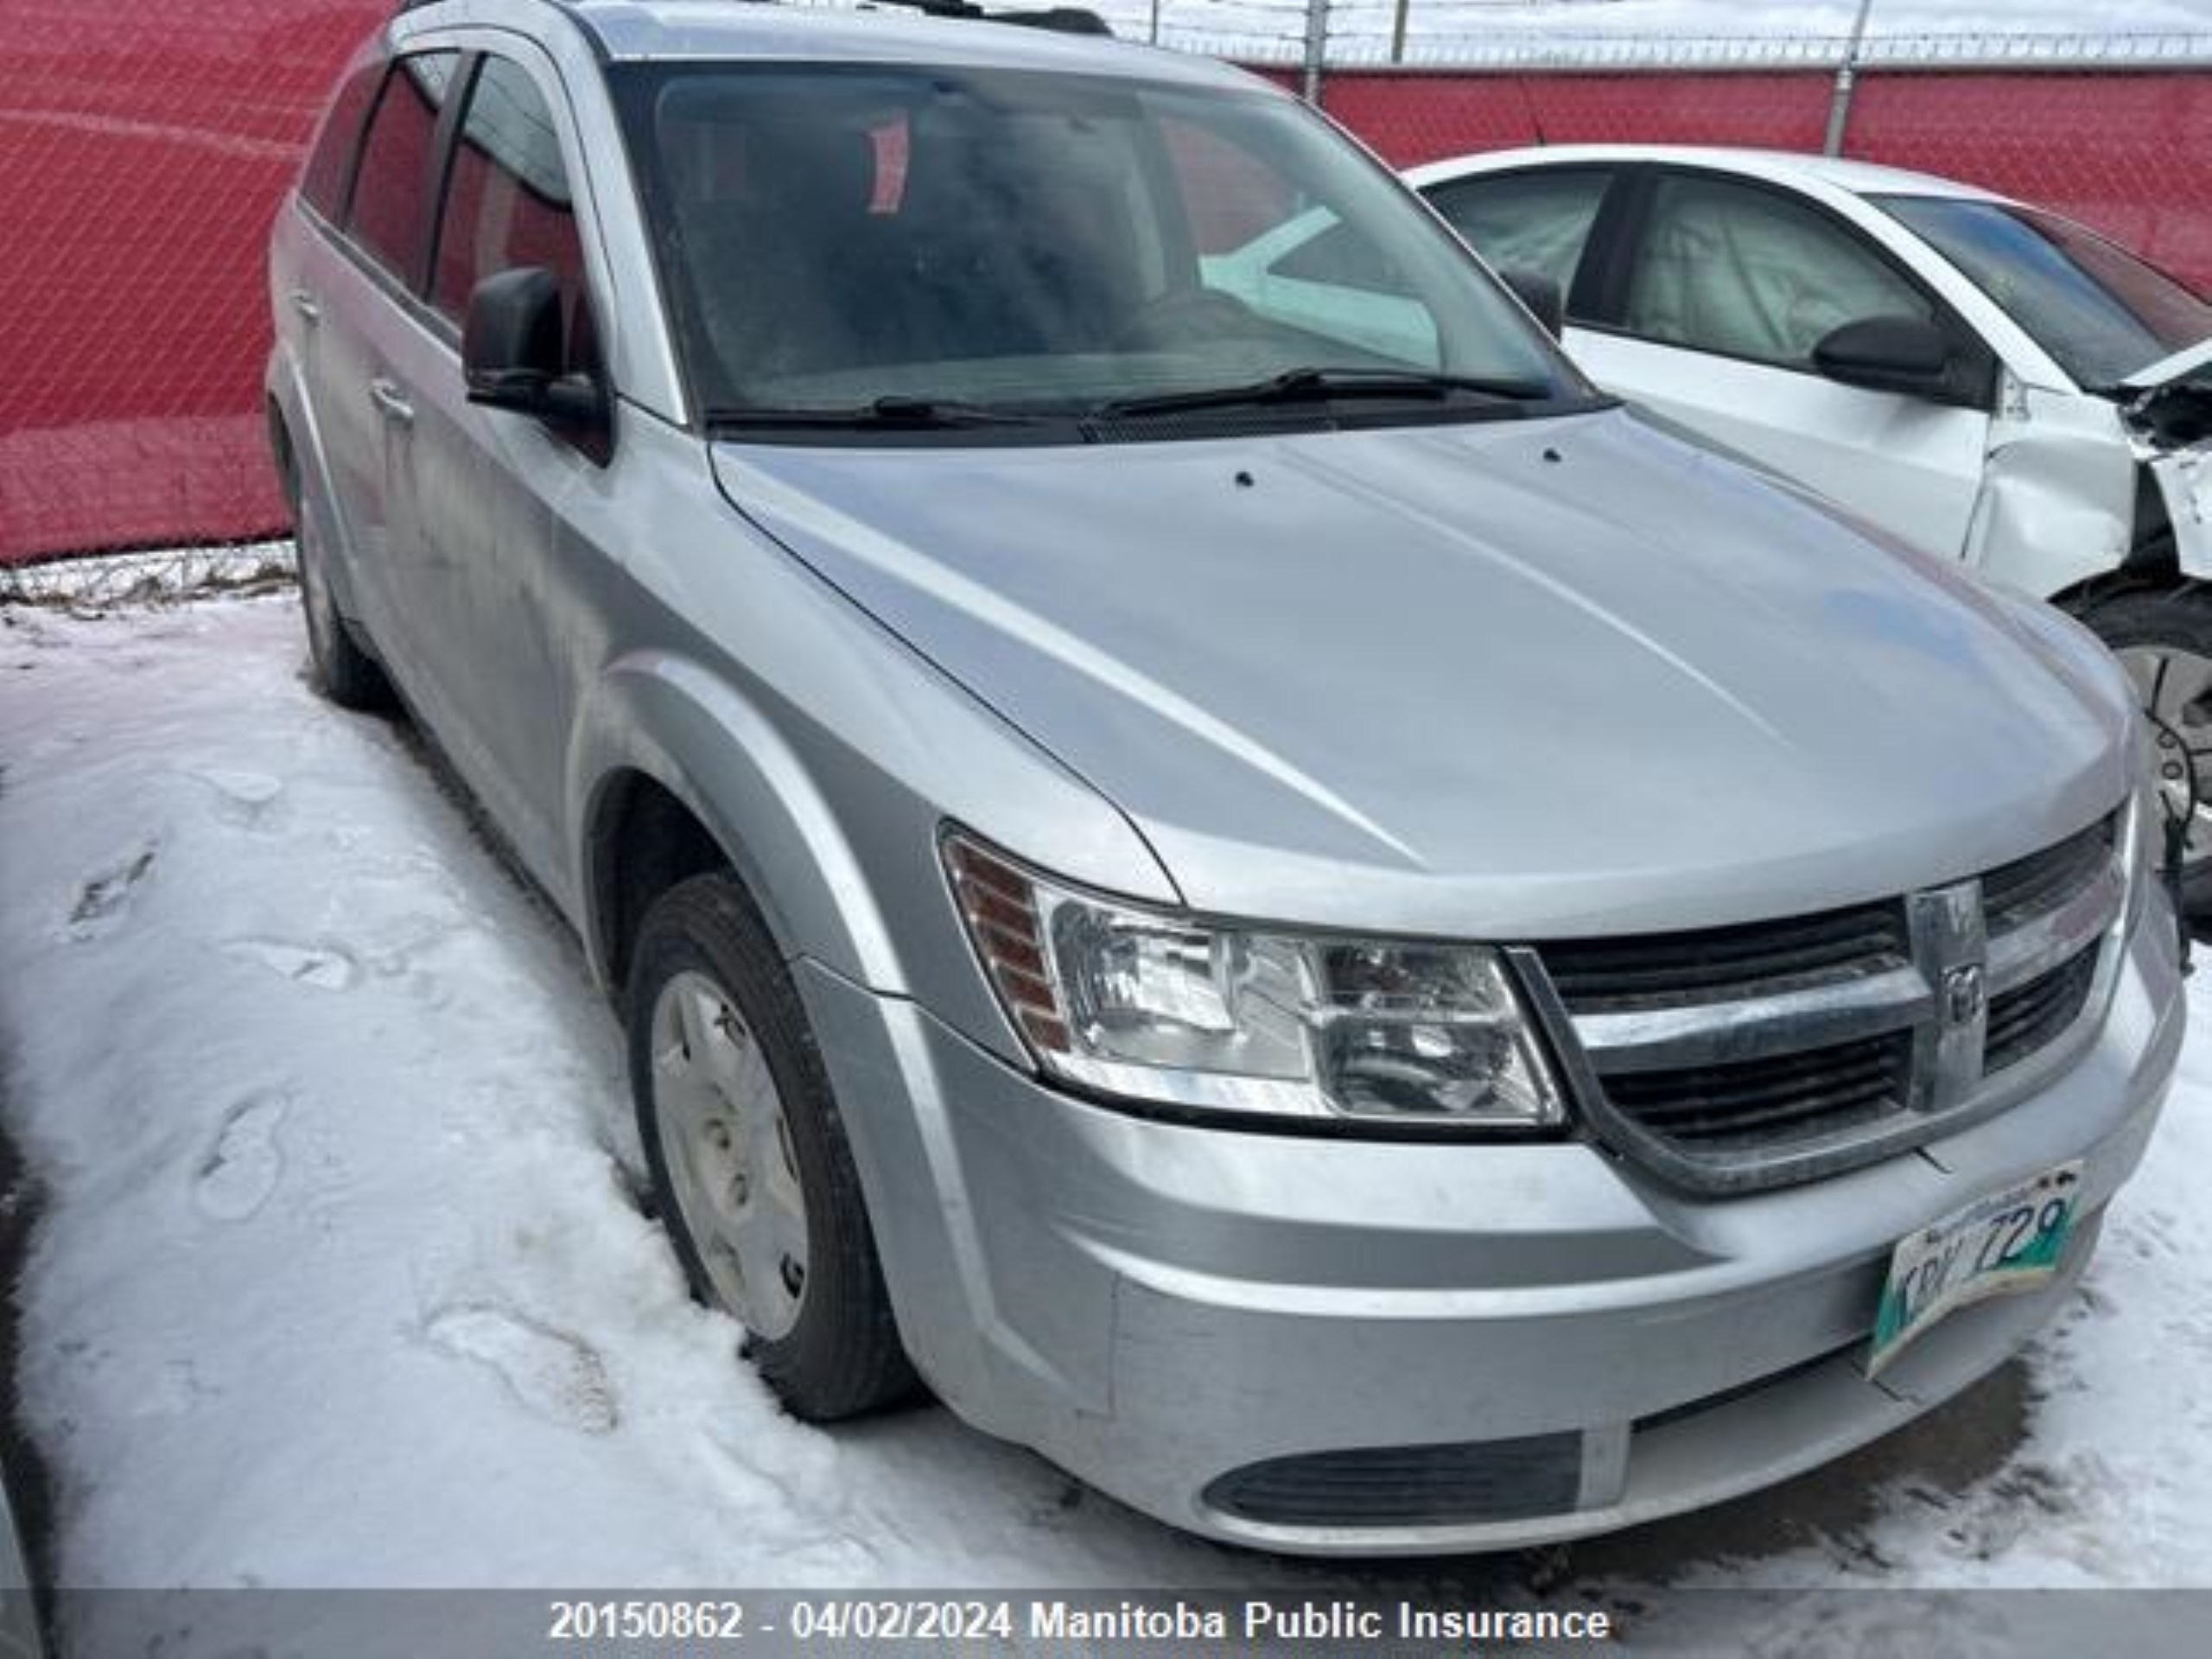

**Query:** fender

left=565, top=657, right=1132, bottom=1424
left=558, top=408, right=1183, bottom=1055
left=563, top=605, right=1185, bottom=1072
left=1967, top=385, right=2140, bottom=600
left=566, top=650, right=895, bottom=992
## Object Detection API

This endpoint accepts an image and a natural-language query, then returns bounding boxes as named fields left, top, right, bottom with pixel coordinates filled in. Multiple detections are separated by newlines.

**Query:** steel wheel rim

left=650, top=969, right=808, bottom=1340
left=2119, top=644, right=2212, bottom=870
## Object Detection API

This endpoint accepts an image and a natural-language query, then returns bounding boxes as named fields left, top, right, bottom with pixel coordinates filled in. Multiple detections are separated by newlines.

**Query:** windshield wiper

left=705, top=396, right=1051, bottom=432
left=1091, top=366, right=1558, bottom=421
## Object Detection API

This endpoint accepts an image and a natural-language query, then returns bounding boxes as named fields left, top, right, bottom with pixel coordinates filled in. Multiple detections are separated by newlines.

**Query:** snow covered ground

left=3, top=592, right=2210, bottom=1639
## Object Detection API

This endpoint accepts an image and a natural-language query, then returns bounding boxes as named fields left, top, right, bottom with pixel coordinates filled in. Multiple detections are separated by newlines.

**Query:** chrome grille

left=1985, top=950, right=2101, bottom=1077
left=1599, top=1032, right=1912, bottom=1153
left=1541, top=901, right=1908, bottom=1013
left=1530, top=810, right=2127, bottom=1193
left=1983, top=817, right=2119, bottom=935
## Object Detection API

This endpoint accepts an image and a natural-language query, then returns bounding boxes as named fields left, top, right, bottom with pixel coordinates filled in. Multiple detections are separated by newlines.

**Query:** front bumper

left=799, top=905, right=2183, bottom=1554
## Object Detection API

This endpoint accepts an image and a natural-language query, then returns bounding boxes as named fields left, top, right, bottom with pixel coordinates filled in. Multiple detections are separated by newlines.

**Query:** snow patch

left=222, top=938, right=360, bottom=993
left=190, top=1091, right=289, bottom=1224
left=423, top=1305, right=620, bottom=1437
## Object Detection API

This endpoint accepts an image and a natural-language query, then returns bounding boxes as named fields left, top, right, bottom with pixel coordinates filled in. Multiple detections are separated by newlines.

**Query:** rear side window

left=346, top=50, right=461, bottom=283
left=1622, top=173, right=1936, bottom=371
left=300, top=60, right=384, bottom=220
left=1425, top=169, right=1612, bottom=295
left=429, top=54, right=589, bottom=359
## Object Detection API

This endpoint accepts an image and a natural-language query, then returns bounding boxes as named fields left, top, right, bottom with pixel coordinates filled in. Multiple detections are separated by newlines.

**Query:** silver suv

left=268, top=0, right=2183, bottom=1554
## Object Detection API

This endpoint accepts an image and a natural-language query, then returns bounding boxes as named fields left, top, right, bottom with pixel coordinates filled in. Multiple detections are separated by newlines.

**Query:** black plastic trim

left=1205, top=1433, right=1585, bottom=1529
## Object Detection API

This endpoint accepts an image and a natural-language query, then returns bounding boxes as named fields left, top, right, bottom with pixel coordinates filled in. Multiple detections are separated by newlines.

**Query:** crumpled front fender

left=1966, top=389, right=2136, bottom=599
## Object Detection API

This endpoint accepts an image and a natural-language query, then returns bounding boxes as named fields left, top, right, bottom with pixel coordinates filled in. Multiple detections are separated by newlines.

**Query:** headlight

left=943, top=831, right=1566, bottom=1129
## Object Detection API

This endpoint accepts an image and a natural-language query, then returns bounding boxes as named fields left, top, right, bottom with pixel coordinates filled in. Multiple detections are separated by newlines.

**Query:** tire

left=283, top=455, right=391, bottom=711
left=2072, top=583, right=2212, bottom=916
left=626, top=873, right=917, bottom=1421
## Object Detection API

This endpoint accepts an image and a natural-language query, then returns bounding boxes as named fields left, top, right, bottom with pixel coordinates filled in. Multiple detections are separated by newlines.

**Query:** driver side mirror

left=1811, top=315, right=1957, bottom=400
left=463, top=267, right=606, bottom=432
left=1500, top=267, right=1566, bottom=340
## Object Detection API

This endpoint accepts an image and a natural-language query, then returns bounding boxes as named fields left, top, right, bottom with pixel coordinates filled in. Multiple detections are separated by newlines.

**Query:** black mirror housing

left=1812, top=315, right=1957, bottom=399
left=465, top=268, right=563, bottom=400
left=463, top=268, right=607, bottom=435
left=1500, top=267, right=1567, bottom=340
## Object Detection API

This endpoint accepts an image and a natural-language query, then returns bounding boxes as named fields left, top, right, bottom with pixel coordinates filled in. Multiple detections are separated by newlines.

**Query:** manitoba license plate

left=1870, top=1161, right=2083, bottom=1378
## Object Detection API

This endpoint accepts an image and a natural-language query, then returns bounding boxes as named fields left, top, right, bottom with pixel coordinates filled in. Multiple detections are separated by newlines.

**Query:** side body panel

left=268, top=206, right=361, bottom=622
left=1568, top=325, right=1991, bottom=560
left=378, top=32, right=642, bottom=891
left=306, top=222, right=416, bottom=655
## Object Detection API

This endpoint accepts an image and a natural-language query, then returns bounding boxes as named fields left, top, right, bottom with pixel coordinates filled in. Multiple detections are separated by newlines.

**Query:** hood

left=712, top=410, right=2133, bottom=938
left=2121, top=335, right=2212, bottom=393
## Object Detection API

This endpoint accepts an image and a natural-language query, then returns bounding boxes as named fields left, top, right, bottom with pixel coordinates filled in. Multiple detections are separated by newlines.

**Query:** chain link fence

left=1320, top=60, right=2212, bottom=291
left=1, top=0, right=372, bottom=589
left=4, top=0, right=2210, bottom=592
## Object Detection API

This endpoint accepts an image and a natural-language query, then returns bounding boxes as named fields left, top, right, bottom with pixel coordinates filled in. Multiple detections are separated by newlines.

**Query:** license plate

left=1869, top=1161, right=2083, bottom=1378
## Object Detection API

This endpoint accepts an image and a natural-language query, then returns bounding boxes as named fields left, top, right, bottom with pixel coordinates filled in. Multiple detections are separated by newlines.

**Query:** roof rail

left=397, top=1, right=1114, bottom=38
left=864, top=1, right=1114, bottom=36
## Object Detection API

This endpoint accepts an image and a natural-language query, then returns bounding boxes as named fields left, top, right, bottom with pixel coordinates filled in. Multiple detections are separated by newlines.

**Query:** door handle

left=368, top=378, right=415, bottom=429
left=288, top=289, right=321, bottom=325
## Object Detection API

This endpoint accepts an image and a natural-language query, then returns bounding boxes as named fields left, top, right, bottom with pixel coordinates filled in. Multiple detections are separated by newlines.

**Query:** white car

left=1360, top=145, right=2212, bottom=902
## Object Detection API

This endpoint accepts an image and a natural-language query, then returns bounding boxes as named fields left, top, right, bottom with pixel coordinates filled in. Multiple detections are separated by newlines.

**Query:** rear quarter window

left=300, top=60, right=384, bottom=221
left=344, top=50, right=461, bottom=284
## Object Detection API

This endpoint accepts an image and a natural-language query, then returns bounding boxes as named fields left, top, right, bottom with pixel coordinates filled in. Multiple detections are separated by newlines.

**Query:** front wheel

left=2074, top=584, right=2212, bottom=915
left=626, top=873, right=917, bottom=1421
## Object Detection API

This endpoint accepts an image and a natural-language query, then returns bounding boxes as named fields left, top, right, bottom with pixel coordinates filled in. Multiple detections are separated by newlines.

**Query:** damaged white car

left=1399, top=147, right=2212, bottom=901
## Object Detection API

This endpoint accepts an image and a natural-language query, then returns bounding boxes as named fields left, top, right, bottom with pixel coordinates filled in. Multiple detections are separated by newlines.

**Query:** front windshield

left=614, top=63, right=1586, bottom=429
left=1874, top=194, right=2212, bottom=390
